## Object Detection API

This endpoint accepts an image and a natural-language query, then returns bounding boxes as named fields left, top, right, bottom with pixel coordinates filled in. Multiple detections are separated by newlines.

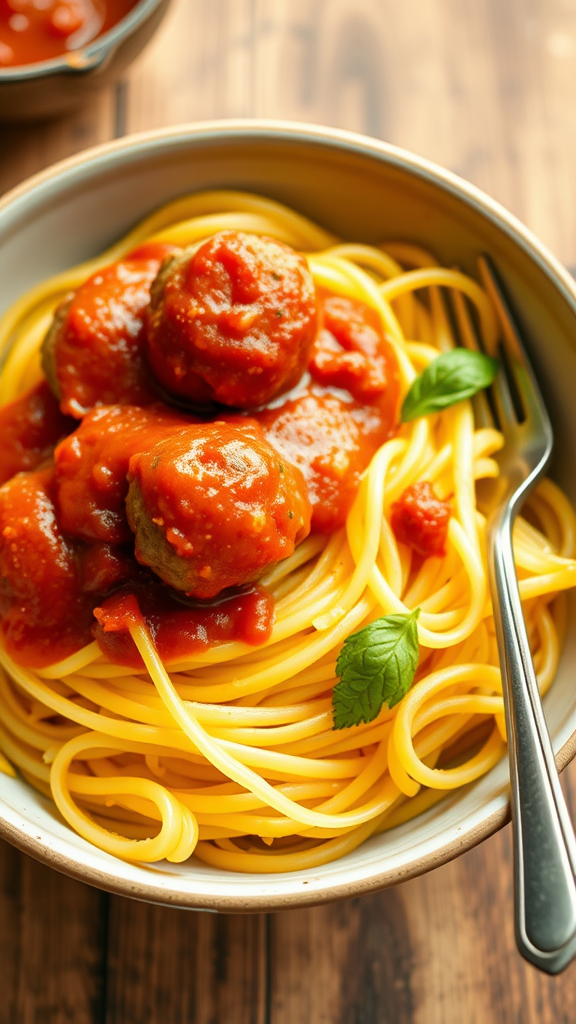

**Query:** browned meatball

left=54, top=403, right=194, bottom=545
left=0, top=380, right=72, bottom=486
left=125, top=420, right=311, bottom=599
left=0, top=468, right=85, bottom=665
left=41, top=243, right=176, bottom=418
left=145, top=231, right=317, bottom=410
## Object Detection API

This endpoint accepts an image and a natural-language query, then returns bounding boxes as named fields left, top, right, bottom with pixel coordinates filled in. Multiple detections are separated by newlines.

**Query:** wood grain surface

left=2, top=0, right=576, bottom=1020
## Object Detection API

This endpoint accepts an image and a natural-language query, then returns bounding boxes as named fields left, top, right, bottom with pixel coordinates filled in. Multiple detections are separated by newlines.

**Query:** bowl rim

left=2, top=117, right=576, bottom=911
left=0, top=0, right=167, bottom=80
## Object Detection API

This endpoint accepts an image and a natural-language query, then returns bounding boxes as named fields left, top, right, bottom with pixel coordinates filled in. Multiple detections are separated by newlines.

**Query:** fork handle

left=490, top=512, right=576, bottom=974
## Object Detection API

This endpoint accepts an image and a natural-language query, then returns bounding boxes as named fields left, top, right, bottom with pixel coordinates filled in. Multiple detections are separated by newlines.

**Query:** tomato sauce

left=79, top=541, right=137, bottom=594
left=0, top=468, right=92, bottom=666
left=145, top=231, right=317, bottom=410
left=391, top=481, right=452, bottom=558
left=43, top=244, right=176, bottom=419
left=0, top=229, right=402, bottom=669
left=126, top=419, right=311, bottom=599
left=54, top=403, right=194, bottom=544
left=257, top=294, right=400, bottom=532
left=93, top=584, right=275, bottom=669
left=0, top=0, right=138, bottom=68
left=256, top=385, right=393, bottom=532
left=0, top=380, right=72, bottom=486
left=0, top=459, right=276, bottom=667
left=310, top=293, right=394, bottom=403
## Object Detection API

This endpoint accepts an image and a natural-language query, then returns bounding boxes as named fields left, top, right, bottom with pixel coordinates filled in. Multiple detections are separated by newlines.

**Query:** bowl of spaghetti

left=1, top=120, right=576, bottom=911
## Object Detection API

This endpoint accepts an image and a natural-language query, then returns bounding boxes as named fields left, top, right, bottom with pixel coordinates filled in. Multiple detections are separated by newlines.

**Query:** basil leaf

left=332, top=609, right=420, bottom=730
left=401, top=349, right=498, bottom=422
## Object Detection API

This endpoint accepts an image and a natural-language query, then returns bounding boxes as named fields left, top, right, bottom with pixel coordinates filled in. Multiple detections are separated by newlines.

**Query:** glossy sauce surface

left=0, top=469, right=92, bottom=666
left=145, top=231, right=317, bottom=409
left=257, top=385, right=392, bottom=532
left=43, top=244, right=175, bottom=418
left=258, top=293, right=400, bottom=532
left=54, top=403, right=194, bottom=544
left=391, top=481, right=452, bottom=558
left=0, top=380, right=72, bottom=486
left=93, top=584, right=275, bottom=669
left=0, top=232, right=401, bottom=667
left=126, top=419, right=311, bottom=599
left=0, top=0, right=138, bottom=67
left=310, top=293, right=394, bottom=402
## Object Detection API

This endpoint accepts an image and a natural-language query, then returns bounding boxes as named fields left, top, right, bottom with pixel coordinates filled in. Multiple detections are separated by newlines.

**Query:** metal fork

left=454, top=255, right=576, bottom=974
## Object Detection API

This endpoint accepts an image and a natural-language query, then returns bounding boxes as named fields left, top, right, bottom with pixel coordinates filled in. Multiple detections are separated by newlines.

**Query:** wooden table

left=2, top=1, right=576, bottom=1019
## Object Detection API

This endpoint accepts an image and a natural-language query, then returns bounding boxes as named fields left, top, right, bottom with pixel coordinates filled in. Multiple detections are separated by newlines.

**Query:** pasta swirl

left=0, top=191, right=574, bottom=873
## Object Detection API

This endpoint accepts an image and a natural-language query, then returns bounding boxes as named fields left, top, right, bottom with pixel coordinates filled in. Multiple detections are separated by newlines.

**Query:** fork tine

left=478, top=254, right=524, bottom=359
left=488, top=349, right=520, bottom=429
left=450, top=280, right=517, bottom=431
left=472, top=256, right=525, bottom=427
left=477, top=254, right=553, bottom=434
left=450, top=287, right=494, bottom=429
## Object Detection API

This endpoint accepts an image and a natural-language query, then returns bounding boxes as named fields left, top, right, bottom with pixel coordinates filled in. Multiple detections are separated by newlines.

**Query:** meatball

left=145, top=230, right=317, bottom=409
left=54, top=404, right=194, bottom=545
left=0, top=468, right=86, bottom=665
left=78, top=542, right=139, bottom=595
left=125, top=420, right=311, bottom=599
left=0, top=380, right=71, bottom=486
left=42, top=243, right=175, bottom=418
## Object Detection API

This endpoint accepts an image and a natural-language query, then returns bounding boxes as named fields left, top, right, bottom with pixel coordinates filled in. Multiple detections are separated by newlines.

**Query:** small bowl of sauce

left=0, top=0, right=172, bottom=119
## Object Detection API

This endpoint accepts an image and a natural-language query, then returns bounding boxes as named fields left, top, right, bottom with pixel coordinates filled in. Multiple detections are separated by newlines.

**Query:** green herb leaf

left=332, top=609, right=420, bottom=730
left=401, top=349, right=498, bottom=422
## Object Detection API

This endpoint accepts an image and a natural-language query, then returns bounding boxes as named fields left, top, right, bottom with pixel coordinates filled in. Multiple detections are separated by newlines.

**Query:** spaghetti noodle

left=0, top=190, right=575, bottom=873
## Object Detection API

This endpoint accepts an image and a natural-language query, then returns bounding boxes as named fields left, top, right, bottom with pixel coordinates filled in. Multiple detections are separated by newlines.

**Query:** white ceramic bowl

left=1, top=120, right=576, bottom=911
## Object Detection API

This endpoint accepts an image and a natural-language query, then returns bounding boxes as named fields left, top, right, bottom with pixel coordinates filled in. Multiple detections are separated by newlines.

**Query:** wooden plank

left=403, top=822, right=576, bottom=1024
left=269, top=888, right=418, bottom=1024
left=0, top=841, right=108, bottom=1024
left=124, top=0, right=576, bottom=269
left=0, top=88, right=117, bottom=197
left=124, top=0, right=262, bottom=129
left=104, top=899, right=268, bottom=1024
left=268, top=794, right=576, bottom=1024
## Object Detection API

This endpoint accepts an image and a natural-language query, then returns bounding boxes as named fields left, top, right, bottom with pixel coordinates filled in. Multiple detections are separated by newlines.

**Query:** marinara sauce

left=257, top=292, right=400, bottom=531
left=0, top=230, right=402, bottom=668
left=0, top=461, right=275, bottom=669
left=43, top=243, right=176, bottom=418
left=0, top=0, right=138, bottom=68
left=93, top=584, right=275, bottom=670
left=391, top=481, right=452, bottom=559
left=0, top=380, right=72, bottom=486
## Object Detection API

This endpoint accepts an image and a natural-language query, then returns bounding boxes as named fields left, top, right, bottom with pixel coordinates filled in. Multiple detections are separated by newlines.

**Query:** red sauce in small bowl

left=0, top=0, right=139, bottom=68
